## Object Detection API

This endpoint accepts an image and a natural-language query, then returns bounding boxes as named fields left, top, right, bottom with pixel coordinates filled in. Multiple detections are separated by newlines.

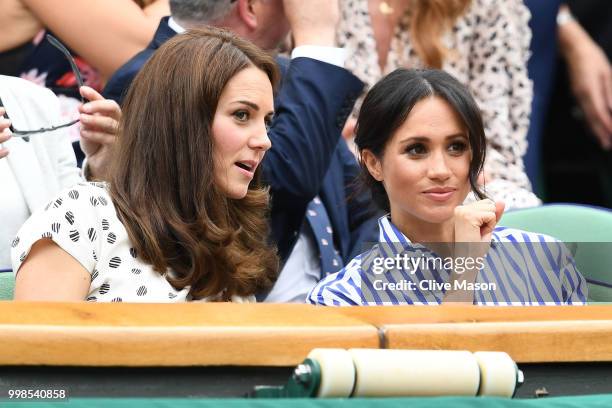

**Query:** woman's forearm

left=0, top=0, right=43, bottom=53
left=20, top=0, right=168, bottom=78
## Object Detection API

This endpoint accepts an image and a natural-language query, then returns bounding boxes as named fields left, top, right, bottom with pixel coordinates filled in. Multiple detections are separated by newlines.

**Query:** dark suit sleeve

left=102, top=71, right=130, bottom=104
left=338, top=142, right=381, bottom=261
left=263, top=57, right=363, bottom=205
left=102, top=51, right=150, bottom=104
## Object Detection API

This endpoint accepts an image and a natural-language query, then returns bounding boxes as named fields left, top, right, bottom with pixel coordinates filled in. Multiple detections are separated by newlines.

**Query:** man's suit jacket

left=103, top=17, right=379, bottom=270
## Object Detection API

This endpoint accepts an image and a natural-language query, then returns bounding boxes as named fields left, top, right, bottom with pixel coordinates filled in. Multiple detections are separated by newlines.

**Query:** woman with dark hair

left=11, top=27, right=279, bottom=302
left=338, top=0, right=540, bottom=209
left=308, top=68, right=586, bottom=306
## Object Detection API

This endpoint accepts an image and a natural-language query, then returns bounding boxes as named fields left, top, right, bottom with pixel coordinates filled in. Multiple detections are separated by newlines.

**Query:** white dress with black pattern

left=338, top=0, right=541, bottom=209
left=11, top=182, right=253, bottom=303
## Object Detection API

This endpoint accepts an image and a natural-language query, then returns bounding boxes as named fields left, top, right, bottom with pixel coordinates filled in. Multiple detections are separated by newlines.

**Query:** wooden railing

left=1, top=302, right=611, bottom=366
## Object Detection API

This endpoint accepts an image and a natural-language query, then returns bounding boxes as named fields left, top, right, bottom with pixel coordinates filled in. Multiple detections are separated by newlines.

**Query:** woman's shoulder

left=11, top=182, right=117, bottom=275
left=40, top=181, right=112, bottom=212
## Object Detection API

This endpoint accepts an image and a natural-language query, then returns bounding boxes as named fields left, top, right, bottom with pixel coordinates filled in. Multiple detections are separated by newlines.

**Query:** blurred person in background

left=338, top=0, right=540, bottom=210
left=0, top=0, right=169, bottom=163
left=543, top=1, right=611, bottom=208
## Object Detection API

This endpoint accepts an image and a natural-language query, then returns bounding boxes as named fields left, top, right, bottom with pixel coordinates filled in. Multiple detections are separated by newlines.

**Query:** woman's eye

left=233, top=110, right=249, bottom=122
left=448, top=141, right=468, bottom=153
left=406, top=143, right=426, bottom=155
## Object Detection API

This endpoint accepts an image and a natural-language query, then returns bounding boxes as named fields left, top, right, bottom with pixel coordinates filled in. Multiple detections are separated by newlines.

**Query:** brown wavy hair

left=109, top=27, right=280, bottom=300
left=410, top=0, right=472, bottom=68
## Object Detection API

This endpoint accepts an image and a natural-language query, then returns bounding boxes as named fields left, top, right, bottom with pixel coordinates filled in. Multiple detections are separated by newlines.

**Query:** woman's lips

left=422, top=188, right=456, bottom=202
left=235, top=163, right=255, bottom=178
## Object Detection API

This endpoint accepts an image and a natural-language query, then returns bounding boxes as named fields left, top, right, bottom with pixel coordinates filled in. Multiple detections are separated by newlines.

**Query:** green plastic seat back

left=0, top=272, right=14, bottom=301
left=499, top=204, right=612, bottom=303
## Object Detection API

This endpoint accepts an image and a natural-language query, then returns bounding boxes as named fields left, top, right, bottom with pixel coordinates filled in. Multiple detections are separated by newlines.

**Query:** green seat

left=499, top=204, right=612, bottom=303
left=0, top=271, right=14, bottom=301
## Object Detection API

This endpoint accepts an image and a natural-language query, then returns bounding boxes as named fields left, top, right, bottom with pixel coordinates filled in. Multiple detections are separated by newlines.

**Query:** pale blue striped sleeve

left=559, top=244, right=588, bottom=304
left=307, top=258, right=363, bottom=306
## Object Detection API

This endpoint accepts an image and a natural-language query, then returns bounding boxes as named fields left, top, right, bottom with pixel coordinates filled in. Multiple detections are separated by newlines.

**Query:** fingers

left=79, top=113, right=118, bottom=135
left=79, top=86, right=122, bottom=120
left=601, top=68, right=612, bottom=150
left=455, top=199, right=498, bottom=239
left=79, top=100, right=122, bottom=121
left=582, top=86, right=612, bottom=150
left=0, top=116, right=11, bottom=133
left=0, top=127, right=11, bottom=159
left=0, top=127, right=11, bottom=141
left=79, top=85, right=103, bottom=102
left=494, top=201, right=505, bottom=222
left=282, top=0, right=339, bottom=46
left=80, top=129, right=115, bottom=146
left=603, top=66, right=612, bottom=114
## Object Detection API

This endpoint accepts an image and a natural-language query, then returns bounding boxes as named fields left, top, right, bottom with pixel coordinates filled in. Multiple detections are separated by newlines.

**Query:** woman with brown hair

left=339, top=0, right=540, bottom=209
left=10, top=27, right=279, bottom=302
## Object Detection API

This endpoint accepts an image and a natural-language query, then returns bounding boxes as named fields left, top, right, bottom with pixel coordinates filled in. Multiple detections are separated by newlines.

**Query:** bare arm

left=20, top=0, right=169, bottom=79
left=0, top=0, right=42, bottom=52
left=143, top=0, right=170, bottom=20
left=14, top=240, right=91, bottom=301
left=557, top=5, right=612, bottom=150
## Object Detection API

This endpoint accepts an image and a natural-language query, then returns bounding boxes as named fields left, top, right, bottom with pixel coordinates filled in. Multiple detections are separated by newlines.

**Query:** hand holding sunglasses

left=0, top=34, right=85, bottom=141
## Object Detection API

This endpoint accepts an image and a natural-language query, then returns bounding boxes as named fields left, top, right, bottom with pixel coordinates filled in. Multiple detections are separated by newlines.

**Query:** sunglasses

left=0, top=34, right=84, bottom=140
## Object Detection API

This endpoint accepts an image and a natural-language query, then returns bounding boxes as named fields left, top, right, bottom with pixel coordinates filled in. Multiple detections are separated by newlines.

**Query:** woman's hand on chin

left=444, top=199, right=504, bottom=303
left=453, top=199, right=504, bottom=246
left=452, top=199, right=504, bottom=264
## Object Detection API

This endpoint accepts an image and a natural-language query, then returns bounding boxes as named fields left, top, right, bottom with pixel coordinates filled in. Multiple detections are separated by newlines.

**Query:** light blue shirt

left=308, top=216, right=587, bottom=306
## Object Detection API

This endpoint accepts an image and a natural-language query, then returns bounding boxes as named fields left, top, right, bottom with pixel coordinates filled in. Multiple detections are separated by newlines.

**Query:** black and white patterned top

left=11, top=182, right=254, bottom=303
left=338, top=0, right=540, bottom=209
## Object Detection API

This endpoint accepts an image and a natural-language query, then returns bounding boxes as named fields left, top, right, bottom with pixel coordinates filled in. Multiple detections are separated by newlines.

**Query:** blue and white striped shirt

left=307, top=216, right=587, bottom=306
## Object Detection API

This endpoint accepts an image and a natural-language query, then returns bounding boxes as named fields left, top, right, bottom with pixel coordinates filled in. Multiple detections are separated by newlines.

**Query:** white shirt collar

left=168, top=17, right=186, bottom=34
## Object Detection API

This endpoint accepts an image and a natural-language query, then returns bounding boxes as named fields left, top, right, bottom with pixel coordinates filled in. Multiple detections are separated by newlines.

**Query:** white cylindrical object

left=307, top=348, right=356, bottom=398
left=348, top=349, right=481, bottom=397
left=474, top=351, right=519, bottom=397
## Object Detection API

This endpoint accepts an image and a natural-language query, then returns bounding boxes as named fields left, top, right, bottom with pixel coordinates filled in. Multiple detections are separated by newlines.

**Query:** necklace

left=379, top=0, right=394, bottom=15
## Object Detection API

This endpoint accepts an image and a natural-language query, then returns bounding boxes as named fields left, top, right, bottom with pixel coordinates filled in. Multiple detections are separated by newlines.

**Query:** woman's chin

left=223, top=186, right=249, bottom=200
left=419, top=207, right=455, bottom=224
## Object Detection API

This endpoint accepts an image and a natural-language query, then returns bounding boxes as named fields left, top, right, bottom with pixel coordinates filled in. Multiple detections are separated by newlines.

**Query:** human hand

left=454, top=199, right=505, bottom=248
left=0, top=108, right=12, bottom=159
left=560, top=16, right=612, bottom=150
left=444, top=199, right=504, bottom=303
left=78, top=86, right=121, bottom=180
left=567, top=42, right=612, bottom=150
left=282, top=0, right=339, bottom=47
